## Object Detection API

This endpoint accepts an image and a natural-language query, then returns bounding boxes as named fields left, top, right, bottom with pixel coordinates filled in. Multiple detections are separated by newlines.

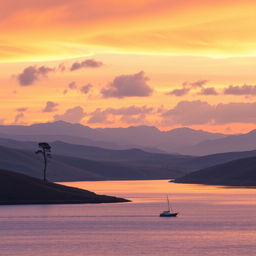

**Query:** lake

left=0, top=180, right=255, bottom=256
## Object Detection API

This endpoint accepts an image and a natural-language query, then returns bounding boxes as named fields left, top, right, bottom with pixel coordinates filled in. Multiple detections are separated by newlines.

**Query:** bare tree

left=35, top=142, right=52, bottom=182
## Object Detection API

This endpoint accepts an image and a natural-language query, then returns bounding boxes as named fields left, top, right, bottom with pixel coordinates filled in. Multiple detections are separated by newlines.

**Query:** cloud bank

left=224, top=84, right=256, bottom=95
left=162, top=100, right=256, bottom=125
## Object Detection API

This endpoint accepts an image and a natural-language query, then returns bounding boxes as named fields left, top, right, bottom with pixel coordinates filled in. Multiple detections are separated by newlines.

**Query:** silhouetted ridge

left=174, top=156, right=256, bottom=186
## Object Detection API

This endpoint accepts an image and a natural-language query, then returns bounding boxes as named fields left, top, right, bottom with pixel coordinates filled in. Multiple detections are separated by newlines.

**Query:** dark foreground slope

left=174, top=157, right=256, bottom=186
left=0, top=169, right=128, bottom=205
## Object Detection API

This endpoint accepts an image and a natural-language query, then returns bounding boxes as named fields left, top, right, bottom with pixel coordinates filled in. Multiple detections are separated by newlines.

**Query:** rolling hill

left=0, top=138, right=192, bottom=166
left=1, top=137, right=256, bottom=181
left=0, top=145, right=187, bottom=181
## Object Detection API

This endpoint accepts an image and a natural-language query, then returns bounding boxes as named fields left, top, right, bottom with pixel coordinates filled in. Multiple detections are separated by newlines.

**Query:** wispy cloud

left=166, top=80, right=209, bottom=96
left=70, top=59, right=103, bottom=71
left=13, top=107, right=27, bottom=124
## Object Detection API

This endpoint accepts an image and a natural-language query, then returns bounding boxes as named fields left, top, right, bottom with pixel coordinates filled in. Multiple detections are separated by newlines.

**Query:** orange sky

left=1, top=0, right=256, bottom=133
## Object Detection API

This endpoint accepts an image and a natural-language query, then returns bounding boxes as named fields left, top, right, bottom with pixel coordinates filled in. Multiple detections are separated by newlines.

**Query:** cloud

left=224, top=84, right=256, bottom=95
left=183, top=80, right=208, bottom=88
left=162, top=101, right=213, bottom=125
left=166, top=80, right=209, bottom=96
left=43, top=101, right=59, bottom=112
left=16, top=107, right=27, bottom=112
left=166, top=88, right=190, bottom=96
left=68, top=81, right=77, bottom=89
left=70, top=59, right=103, bottom=71
left=14, top=108, right=27, bottom=124
left=16, top=60, right=101, bottom=87
left=162, top=100, right=256, bottom=125
left=87, top=109, right=112, bottom=124
left=58, top=63, right=66, bottom=72
left=80, top=84, right=92, bottom=94
left=16, top=66, right=54, bottom=86
left=53, top=106, right=86, bottom=123
left=14, top=113, right=25, bottom=124
left=88, top=105, right=153, bottom=124
left=101, top=71, right=153, bottom=98
left=199, top=87, right=218, bottom=95
left=65, top=82, right=92, bottom=95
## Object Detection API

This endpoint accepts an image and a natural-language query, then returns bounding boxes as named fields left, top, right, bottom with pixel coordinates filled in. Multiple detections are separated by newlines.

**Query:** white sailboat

left=159, top=195, right=178, bottom=217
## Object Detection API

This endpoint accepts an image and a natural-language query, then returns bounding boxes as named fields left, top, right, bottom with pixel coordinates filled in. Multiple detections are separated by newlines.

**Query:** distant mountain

left=179, top=129, right=256, bottom=155
left=95, top=126, right=226, bottom=153
left=0, top=169, right=127, bottom=205
left=174, top=156, right=256, bottom=186
left=0, top=121, right=226, bottom=153
left=0, top=145, right=187, bottom=181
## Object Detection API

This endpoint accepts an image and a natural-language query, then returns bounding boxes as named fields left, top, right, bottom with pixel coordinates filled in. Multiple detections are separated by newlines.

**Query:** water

left=0, top=180, right=255, bottom=256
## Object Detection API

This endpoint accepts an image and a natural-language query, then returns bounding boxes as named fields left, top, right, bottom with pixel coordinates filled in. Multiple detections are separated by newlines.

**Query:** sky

left=1, top=0, right=256, bottom=133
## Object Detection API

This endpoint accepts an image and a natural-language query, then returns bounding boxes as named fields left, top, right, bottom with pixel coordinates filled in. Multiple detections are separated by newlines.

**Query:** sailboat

left=159, top=195, right=178, bottom=217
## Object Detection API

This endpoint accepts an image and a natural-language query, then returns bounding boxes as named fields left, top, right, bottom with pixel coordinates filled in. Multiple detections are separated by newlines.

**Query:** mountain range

left=0, top=121, right=255, bottom=185
left=1, top=121, right=253, bottom=155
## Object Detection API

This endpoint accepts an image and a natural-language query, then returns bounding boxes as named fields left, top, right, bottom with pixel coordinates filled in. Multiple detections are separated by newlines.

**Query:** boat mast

left=167, top=195, right=170, bottom=211
left=167, top=195, right=174, bottom=212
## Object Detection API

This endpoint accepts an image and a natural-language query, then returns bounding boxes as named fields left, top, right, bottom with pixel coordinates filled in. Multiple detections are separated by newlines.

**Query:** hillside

left=0, top=145, right=186, bottom=181
left=0, top=169, right=128, bottom=205
left=0, top=138, right=192, bottom=166
left=174, top=156, right=256, bottom=186
left=2, top=136, right=256, bottom=180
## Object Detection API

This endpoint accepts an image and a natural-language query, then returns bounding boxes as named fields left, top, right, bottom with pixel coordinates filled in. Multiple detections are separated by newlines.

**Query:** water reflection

left=0, top=180, right=255, bottom=256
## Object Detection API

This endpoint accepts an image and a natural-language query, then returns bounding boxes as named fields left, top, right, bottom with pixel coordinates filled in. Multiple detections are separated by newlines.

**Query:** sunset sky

left=1, top=0, right=256, bottom=133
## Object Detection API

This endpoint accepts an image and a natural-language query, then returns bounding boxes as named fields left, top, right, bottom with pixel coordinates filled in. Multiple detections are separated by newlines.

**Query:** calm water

left=0, top=180, right=255, bottom=256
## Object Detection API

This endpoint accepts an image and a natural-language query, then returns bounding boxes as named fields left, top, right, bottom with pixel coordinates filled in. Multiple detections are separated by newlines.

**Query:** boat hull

left=159, top=212, right=178, bottom=217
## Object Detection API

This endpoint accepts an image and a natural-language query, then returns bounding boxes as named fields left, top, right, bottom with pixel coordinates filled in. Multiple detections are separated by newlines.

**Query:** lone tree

left=35, top=142, right=52, bottom=182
